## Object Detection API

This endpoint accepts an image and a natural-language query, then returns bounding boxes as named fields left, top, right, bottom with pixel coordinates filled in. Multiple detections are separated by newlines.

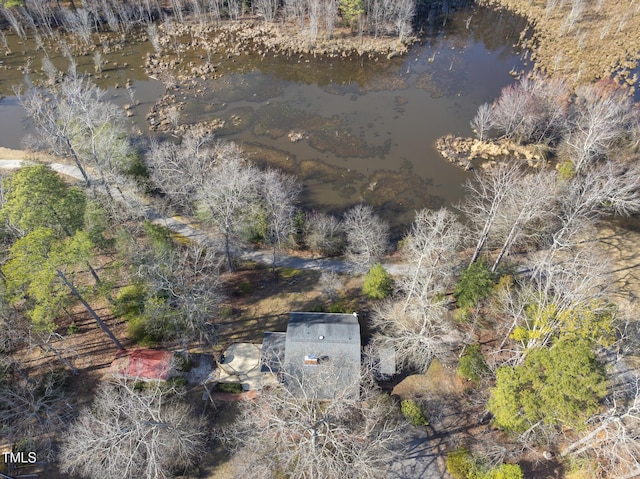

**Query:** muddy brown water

left=0, top=4, right=528, bottom=233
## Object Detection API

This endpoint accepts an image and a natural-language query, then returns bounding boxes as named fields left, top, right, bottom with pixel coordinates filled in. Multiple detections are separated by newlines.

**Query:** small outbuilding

left=110, top=349, right=177, bottom=381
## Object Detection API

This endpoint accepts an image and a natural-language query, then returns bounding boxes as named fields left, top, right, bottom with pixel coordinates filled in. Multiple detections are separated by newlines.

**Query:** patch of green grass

left=277, top=267, right=301, bottom=279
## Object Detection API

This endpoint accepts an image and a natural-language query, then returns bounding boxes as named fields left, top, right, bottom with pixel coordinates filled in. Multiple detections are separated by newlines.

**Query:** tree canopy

left=1, top=164, right=85, bottom=237
left=3, top=228, right=94, bottom=331
left=488, top=338, right=607, bottom=433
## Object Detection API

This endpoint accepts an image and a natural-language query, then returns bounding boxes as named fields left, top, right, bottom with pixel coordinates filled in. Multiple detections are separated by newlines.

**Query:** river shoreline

left=479, top=0, right=639, bottom=89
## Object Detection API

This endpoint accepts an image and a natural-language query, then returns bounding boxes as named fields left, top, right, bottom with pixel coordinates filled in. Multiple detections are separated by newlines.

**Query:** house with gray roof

left=261, top=312, right=362, bottom=400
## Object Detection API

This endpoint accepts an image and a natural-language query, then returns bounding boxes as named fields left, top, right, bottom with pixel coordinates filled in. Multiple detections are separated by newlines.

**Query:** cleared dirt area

left=215, top=265, right=367, bottom=352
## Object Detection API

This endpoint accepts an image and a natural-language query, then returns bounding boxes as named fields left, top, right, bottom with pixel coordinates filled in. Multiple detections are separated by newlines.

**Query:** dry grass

left=482, top=0, right=640, bottom=89
left=216, top=264, right=365, bottom=351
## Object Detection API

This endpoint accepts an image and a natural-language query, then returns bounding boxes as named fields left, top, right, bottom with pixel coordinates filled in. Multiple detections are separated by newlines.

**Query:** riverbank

left=479, top=0, right=640, bottom=89
left=143, top=19, right=413, bottom=134
left=145, top=19, right=412, bottom=84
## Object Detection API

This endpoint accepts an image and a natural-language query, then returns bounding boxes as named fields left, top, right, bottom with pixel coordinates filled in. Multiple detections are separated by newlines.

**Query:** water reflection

left=0, top=3, right=528, bottom=231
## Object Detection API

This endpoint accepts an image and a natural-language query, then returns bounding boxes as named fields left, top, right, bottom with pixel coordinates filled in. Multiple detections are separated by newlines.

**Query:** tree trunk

left=224, top=231, right=234, bottom=272
left=491, top=216, right=523, bottom=273
left=35, top=335, right=79, bottom=374
left=56, top=269, right=125, bottom=350
left=64, top=137, right=91, bottom=186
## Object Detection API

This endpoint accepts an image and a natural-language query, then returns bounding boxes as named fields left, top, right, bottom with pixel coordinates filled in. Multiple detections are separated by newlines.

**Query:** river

left=0, top=3, right=528, bottom=231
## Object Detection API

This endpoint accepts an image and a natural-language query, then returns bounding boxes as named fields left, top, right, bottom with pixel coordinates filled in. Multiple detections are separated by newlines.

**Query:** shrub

left=362, top=263, right=393, bottom=300
left=143, top=220, right=175, bottom=255
left=166, top=376, right=187, bottom=390
left=446, top=448, right=476, bottom=479
left=215, top=382, right=244, bottom=393
left=13, top=438, right=35, bottom=455
left=113, top=283, right=146, bottom=321
left=126, top=316, right=156, bottom=347
left=125, top=152, right=149, bottom=179
left=401, top=399, right=429, bottom=427
left=278, top=267, right=300, bottom=279
left=458, top=344, right=489, bottom=381
left=454, top=261, right=495, bottom=308
left=484, top=464, right=523, bottom=479
left=446, top=449, right=523, bottom=479
left=558, top=160, right=576, bottom=180
left=455, top=305, right=472, bottom=323
left=238, top=280, right=253, bottom=295
left=328, top=302, right=348, bottom=313
left=67, top=323, right=79, bottom=335
left=173, top=353, right=192, bottom=372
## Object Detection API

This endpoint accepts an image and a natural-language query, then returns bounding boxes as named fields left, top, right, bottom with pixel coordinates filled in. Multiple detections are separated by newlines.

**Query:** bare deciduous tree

left=20, top=75, right=133, bottom=193
left=1, top=6, right=26, bottom=39
left=371, top=208, right=463, bottom=373
left=400, top=208, right=462, bottom=309
left=490, top=74, right=569, bottom=145
left=135, top=242, right=223, bottom=346
left=255, top=0, right=278, bottom=21
left=343, top=203, right=389, bottom=271
left=227, top=0, right=241, bottom=20
left=372, top=296, right=456, bottom=374
left=393, top=0, right=415, bottom=42
left=148, top=135, right=263, bottom=271
left=458, top=162, right=524, bottom=266
left=198, top=145, right=260, bottom=271
left=549, top=160, right=640, bottom=254
left=322, top=0, right=338, bottom=38
left=285, top=0, right=306, bottom=28
left=0, top=358, right=71, bottom=462
left=60, top=379, right=205, bottom=479
left=223, top=363, right=403, bottom=479
left=305, top=210, right=344, bottom=257
left=260, top=168, right=300, bottom=269
left=318, top=270, right=344, bottom=301
left=562, top=81, right=636, bottom=173
left=561, top=375, right=640, bottom=479
left=61, top=8, right=93, bottom=44
left=146, top=22, right=163, bottom=54
left=470, top=102, right=494, bottom=142
left=307, top=0, right=321, bottom=46
left=146, top=128, right=217, bottom=213
left=489, top=169, right=557, bottom=272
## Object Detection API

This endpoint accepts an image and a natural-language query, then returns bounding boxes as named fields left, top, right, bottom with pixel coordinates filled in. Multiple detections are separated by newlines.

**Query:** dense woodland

left=1, top=1, right=640, bottom=479
left=0, top=0, right=432, bottom=46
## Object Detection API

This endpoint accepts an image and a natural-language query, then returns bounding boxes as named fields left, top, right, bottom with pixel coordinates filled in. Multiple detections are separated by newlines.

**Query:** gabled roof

left=261, top=331, right=286, bottom=373
left=283, top=312, right=361, bottom=399
left=111, top=349, right=176, bottom=381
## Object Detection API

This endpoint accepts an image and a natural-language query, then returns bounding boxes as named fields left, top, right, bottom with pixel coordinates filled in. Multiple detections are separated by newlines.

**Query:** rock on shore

left=435, top=135, right=545, bottom=170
